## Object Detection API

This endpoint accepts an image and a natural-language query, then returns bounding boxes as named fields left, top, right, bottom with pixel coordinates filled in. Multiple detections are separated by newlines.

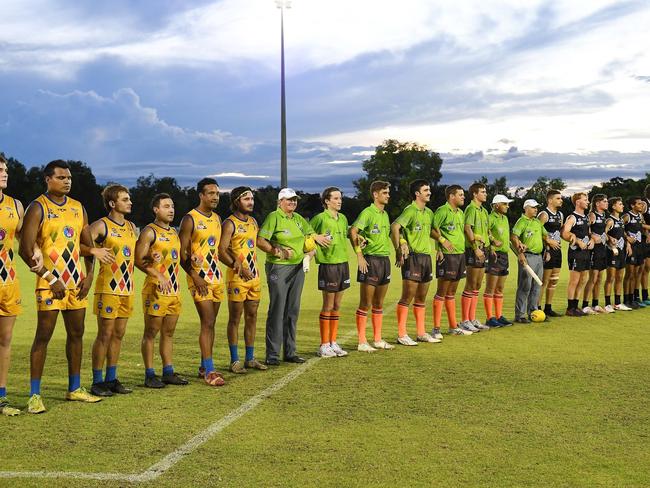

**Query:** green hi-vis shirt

left=394, top=203, right=434, bottom=254
left=432, top=202, right=465, bottom=254
left=488, top=212, right=510, bottom=253
left=259, top=209, right=315, bottom=265
left=512, top=215, right=548, bottom=254
left=310, top=210, right=349, bottom=265
left=464, top=200, right=490, bottom=250
left=352, top=204, right=391, bottom=256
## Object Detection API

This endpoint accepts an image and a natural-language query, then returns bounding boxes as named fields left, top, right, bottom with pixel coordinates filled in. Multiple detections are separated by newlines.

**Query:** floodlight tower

left=276, top=0, right=291, bottom=188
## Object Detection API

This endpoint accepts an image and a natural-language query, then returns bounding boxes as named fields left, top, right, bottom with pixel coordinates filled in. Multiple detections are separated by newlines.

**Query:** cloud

left=210, top=172, right=269, bottom=179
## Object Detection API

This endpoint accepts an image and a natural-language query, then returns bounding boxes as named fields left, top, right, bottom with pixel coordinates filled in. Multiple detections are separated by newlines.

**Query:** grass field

left=2, top=246, right=650, bottom=487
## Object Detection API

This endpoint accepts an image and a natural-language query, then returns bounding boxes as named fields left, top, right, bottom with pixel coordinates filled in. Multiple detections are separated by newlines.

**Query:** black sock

left=605, top=296, right=611, bottom=306
left=592, top=299, right=599, bottom=307
left=571, top=299, right=579, bottom=309
left=568, top=299, right=573, bottom=309
left=624, top=293, right=631, bottom=304
left=544, top=303, right=552, bottom=313
left=581, top=300, right=589, bottom=309
left=643, top=289, right=649, bottom=301
left=615, top=295, right=621, bottom=305
left=634, top=289, right=640, bottom=301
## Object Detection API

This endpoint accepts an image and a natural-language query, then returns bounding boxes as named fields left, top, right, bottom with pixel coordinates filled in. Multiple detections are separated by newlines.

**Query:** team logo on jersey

left=63, top=226, right=75, bottom=238
left=0, top=229, right=5, bottom=241
left=247, top=238, right=255, bottom=249
left=197, top=221, right=208, bottom=230
left=445, top=224, right=456, bottom=231
left=414, top=223, right=422, bottom=231
left=105, top=306, right=113, bottom=313
left=207, top=236, right=216, bottom=247
left=123, top=245, right=132, bottom=257
left=370, top=224, right=380, bottom=234
left=171, top=249, right=178, bottom=260
left=283, top=229, right=291, bottom=235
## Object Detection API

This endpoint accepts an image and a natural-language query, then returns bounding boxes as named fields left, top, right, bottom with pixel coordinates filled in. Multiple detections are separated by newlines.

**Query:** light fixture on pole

left=276, top=0, right=291, bottom=188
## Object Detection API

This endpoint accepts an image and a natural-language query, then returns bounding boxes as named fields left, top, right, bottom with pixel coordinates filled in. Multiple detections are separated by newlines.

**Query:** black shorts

left=486, top=251, right=509, bottom=276
left=436, top=253, right=466, bottom=282
left=357, top=255, right=391, bottom=286
left=401, top=253, right=433, bottom=283
left=464, top=247, right=486, bottom=268
left=626, top=244, right=644, bottom=266
left=568, top=249, right=590, bottom=272
left=607, top=248, right=626, bottom=270
left=318, top=263, right=351, bottom=292
left=590, top=245, right=608, bottom=271
left=543, top=248, right=562, bottom=270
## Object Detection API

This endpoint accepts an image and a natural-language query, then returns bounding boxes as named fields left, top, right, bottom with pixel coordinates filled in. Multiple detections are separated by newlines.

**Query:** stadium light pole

left=276, top=0, right=291, bottom=188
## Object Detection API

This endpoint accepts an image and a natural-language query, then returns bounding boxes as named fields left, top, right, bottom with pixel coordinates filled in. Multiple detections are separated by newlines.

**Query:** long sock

left=643, top=289, right=649, bottom=301
left=592, top=299, right=599, bottom=308
left=396, top=301, right=409, bottom=337
left=245, top=346, right=255, bottom=361
left=568, top=298, right=573, bottom=309
left=461, top=291, right=472, bottom=321
left=229, top=344, right=239, bottom=362
left=319, top=312, right=331, bottom=345
left=494, top=294, right=504, bottom=318
left=433, top=295, right=445, bottom=328
left=329, top=311, right=340, bottom=343
left=371, top=308, right=383, bottom=342
left=605, top=296, right=611, bottom=306
left=68, top=374, right=80, bottom=392
left=469, top=290, right=479, bottom=321
left=413, top=302, right=426, bottom=336
left=615, top=295, right=621, bottom=305
left=356, top=309, right=368, bottom=343
left=105, top=365, right=117, bottom=382
left=30, top=378, right=41, bottom=396
left=544, top=303, right=552, bottom=313
left=92, top=369, right=103, bottom=384
left=203, top=357, right=214, bottom=374
left=483, top=293, right=494, bottom=320
left=162, top=364, right=174, bottom=376
left=0, top=386, right=6, bottom=397
left=444, top=296, right=458, bottom=329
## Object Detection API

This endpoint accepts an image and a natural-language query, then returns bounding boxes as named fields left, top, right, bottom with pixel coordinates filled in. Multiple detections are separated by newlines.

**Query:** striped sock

left=494, top=293, right=504, bottom=317
left=413, top=302, right=426, bottom=337
left=371, top=308, right=384, bottom=342
left=319, top=312, right=331, bottom=345
left=329, top=311, right=340, bottom=344
left=433, top=295, right=445, bottom=328
left=396, top=301, right=409, bottom=337
left=445, top=295, right=458, bottom=329
left=355, top=309, right=368, bottom=343
left=483, top=293, right=494, bottom=320
left=469, top=290, right=479, bottom=321
left=461, top=291, right=473, bottom=322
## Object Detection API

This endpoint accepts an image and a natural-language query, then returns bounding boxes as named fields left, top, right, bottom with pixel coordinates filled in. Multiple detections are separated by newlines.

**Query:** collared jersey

left=225, top=214, right=259, bottom=280
left=95, top=217, right=136, bottom=296
left=185, top=209, right=222, bottom=286
left=464, top=201, right=490, bottom=249
left=394, top=203, right=434, bottom=254
left=34, top=194, right=85, bottom=290
left=259, top=209, right=314, bottom=265
left=512, top=215, right=547, bottom=254
left=488, top=211, right=510, bottom=253
left=0, top=195, right=20, bottom=286
left=432, top=202, right=465, bottom=254
left=310, top=210, right=349, bottom=264
left=352, top=204, right=391, bottom=257
left=144, top=223, right=180, bottom=296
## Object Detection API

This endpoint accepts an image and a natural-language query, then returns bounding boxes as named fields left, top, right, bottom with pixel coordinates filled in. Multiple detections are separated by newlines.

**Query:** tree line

left=3, top=141, right=649, bottom=228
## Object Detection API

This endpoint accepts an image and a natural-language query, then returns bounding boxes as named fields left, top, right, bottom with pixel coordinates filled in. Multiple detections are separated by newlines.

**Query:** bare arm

left=77, top=208, right=94, bottom=300
left=390, top=221, right=408, bottom=267
left=349, top=225, right=369, bottom=273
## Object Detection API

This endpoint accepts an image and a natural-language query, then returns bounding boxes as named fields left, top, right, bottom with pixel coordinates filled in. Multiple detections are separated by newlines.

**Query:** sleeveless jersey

left=644, top=198, right=650, bottom=225
left=624, top=211, right=643, bottom=244
left=0, top=195, right=20, bottom=286
left=185, top=209, right=222, bottom=287
left=540, top=208, right=563, bottom=243
left=569, top=211, right=590, bottom=251
left=607, top=214, right=625, bottom=251
left=225, top=214, right=259, bottom=281
left=95, top=217, right=136, bottom=296
left=34, top=194, right=85, bottom=290
left=591, top=211, right=607, bottom=247
left=144, top=223, right=180, bottom=296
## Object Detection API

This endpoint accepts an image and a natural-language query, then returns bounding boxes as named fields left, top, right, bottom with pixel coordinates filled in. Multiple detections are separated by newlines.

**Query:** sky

left=0, top=0, right=649, bottom=194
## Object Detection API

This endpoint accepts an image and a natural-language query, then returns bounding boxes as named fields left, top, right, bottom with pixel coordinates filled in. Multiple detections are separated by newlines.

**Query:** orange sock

left=396, top=301, right=409, bottom=337
left=355, top=309, right=368, bottom=343
left=413, top=302, right=426, bottom=336
left=461, top=291, right=473, bottom=321
left=483, top=293, right=494, bottom=320
left=371, top=308, right=383, bottom=342
left=494, top=294, right=504, bottom=318
left=445, top=296, right=458, bottom=328
left=329, top=311, right=340, bottom=344
left=319, top=312, right=330, bottom=345
left=433, top=295, right=445, bottom=328
left=469, top=290, right=479, bottom=321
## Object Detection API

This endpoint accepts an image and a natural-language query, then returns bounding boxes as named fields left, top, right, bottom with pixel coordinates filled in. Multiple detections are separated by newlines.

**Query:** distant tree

left=129, top=174, right=189, bottom=228
left=521, top=176, right=567, bottom=204
left=65, top=160, right=104, bottom=223
left=589, top=174, right=650, bottom=201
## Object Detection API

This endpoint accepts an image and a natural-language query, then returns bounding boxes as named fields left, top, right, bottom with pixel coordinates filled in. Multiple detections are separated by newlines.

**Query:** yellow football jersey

left=225, top=214, right=259, bottom=281
left=95, top=217, right=136, bottom=296
left=185, top=208, right=222, bottom=286
left=144, top=223, right=180, bottom=296
left=34, top=194, right=85, bottom=290
left=0, top=194, right=20, bottom=286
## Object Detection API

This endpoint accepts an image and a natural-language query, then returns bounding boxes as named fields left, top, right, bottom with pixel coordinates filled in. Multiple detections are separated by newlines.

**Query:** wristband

left=438, top=237, right=447, bottom=243
left=48, top=276, right=58, bottom=286
left=399, top=238, right=407, bottom=246
left=42, top=270, right=51, bottom=279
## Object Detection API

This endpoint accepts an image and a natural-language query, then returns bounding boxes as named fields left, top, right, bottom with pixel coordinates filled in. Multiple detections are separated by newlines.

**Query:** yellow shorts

left=93, top=293, right=134, bottom=319
left=227, top=278, right=261, bottom=302
left=142, top=284, right=181, bottom=317
left=190, top=282, right=224, bottom=303
left=0, top=284, right=22, bottom=316
left=36, top=287, right=87, bottom=312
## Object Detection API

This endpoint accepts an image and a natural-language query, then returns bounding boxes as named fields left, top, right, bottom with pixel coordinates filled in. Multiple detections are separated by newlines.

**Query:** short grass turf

left=2, top=247, right=650, bottom=487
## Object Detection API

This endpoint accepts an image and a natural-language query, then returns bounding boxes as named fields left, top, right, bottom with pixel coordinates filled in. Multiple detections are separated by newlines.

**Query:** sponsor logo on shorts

left=207, top=236, right=216, bottom=247
left=123, top=245, right=132, bottom=257
left=97, top=301, right=103, bottom=309
left=45, top=298, right=53, bottom=306
left=270, top=274, right=278, bottom=281
left=153, top=303, right=160, bottom=310
left=318, top=280, right=325, bottom=287
left=233, top=288, right=240, bottom=295
left=343, top=279, right=350, bottom=284
left=63, top=226, right=75, bottom=238
left=105, top=306, right=113, bottom=313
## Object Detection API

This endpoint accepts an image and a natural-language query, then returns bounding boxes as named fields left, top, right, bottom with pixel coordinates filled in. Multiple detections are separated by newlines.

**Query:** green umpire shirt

left=464, top=200, right=490, bottom=250
left=489, top=211, right=510, bottom=253
left=259, top=208, right=315, bottom=265
left=352, top=204, right=391, bottom=256
left=310, top=210, right=349, bottom=265
left=512, top=215, right=548, bottom=254
left=394, top=203, right=434, bottom=254
left=432, top=202, right=465, bottom=254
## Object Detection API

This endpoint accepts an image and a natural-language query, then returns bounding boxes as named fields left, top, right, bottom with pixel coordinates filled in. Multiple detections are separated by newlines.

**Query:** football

left=530, top=310, right=546, bottom=322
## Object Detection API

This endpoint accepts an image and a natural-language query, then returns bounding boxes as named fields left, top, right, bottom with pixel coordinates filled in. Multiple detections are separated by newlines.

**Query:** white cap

left=278, top=188, right=300, bottom=200
left=523, top=198, right=540, bottom=208
left=492, top=194, right=513, bottom=205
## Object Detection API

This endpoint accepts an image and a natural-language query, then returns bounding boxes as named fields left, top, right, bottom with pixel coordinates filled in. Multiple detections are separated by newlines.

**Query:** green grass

left=2, top=247, right=650, bottom=487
